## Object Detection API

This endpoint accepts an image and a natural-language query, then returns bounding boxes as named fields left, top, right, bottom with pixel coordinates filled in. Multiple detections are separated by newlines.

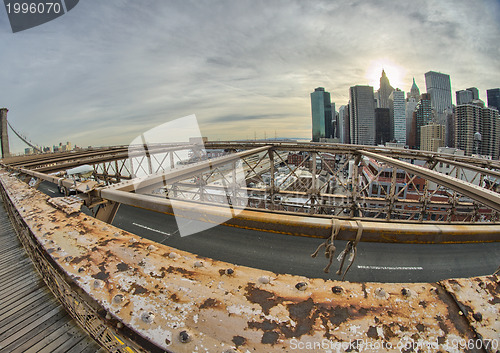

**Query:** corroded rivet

left=129, top=238, right=138, bottom=243
left=105, top=312, right=112, bottom=320
left=102, top=226, right=108, bottom=231
left=332, top=286, right=343, bottom=294
left=147, top=244, right=157, bottom=251
left=451, top=283, right=461, bottom=292
left=117, top=322, right=123, bottom=329
left=194, top=261, right=204, bottom=268
left=295, top=282, right=308, bottom=291
left=93, top=279, right=104, bottom=289
left=113, top=232, right=120, bottom=237
left=141, top=311, right=154, bottom=324
left=374, top=287, right=388, bottom=299
left=459, top=311, right=463, bottom=316
left=258, top=276, right=270, bottom=284
left=225, top=268, right=234, bottom=275
left=473, top=312, right=482, bottom=322
left=169, top=252, right=179, bottom=259
left=113, top=294, right=124, bottom=304
left=401, top=288, right=411, bottom=297
left=179, top=330, right=191, bottom=343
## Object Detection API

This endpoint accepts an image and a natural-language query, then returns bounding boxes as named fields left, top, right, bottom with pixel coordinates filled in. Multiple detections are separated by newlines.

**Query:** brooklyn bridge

left=0, top=111, right=498, bottom=352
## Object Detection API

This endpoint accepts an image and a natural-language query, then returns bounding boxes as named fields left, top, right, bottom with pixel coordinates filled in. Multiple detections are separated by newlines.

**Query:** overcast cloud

left=1, top=0, right=499, bottom=153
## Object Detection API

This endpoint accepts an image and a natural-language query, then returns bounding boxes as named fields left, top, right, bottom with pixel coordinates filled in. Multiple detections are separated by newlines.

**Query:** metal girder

left=360, top=150, right=500, bottom=213
left=115, top=145, right=273, bottom=193
left=99, top=187, right=500, bottom=243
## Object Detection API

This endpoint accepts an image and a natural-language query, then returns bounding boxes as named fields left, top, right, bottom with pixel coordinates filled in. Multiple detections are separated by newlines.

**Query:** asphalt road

left=40, top=182, right=500, bottom=283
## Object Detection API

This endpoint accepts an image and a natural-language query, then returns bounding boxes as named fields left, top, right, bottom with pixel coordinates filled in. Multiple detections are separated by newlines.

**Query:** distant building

left=375, top=108, right=390, bottom=145
left=421, top=123, right=445, bottom=152
left=338, top=105, right=348, bottom=143
left=311, top=87, right=333, bottom=142
left=377, top=70, right=394, bottom=109
left=425, top=71, right=452, bottom=125
left=409, top=93, right=432, bottom=150
left=456, top=101, right=500, bottom=158
left=406, top=78, right=420, bottom=145
left=389, top=88, right=406, bottom=144
left=456, top=90, right=473, bottom=105
left=487, top=88, right=500, bottom=111
left=466, top=87, right=479, bottom=100
left=349, top=85, right=376, bottom=145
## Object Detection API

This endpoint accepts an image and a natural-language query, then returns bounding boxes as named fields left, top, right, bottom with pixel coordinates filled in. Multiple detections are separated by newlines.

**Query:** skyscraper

left=377, top=70, right=394, bottom=109
left=349, top=85, right=376, bottom=145
left=456, top=90, right=474, bottom=105
left=311, top=87, right=333, bottom=142
left=425, top=71, right=452, bottom=124
left=466, top=87, right=479, bottom=100
left=375, top=108, right=390, bottom=145
left=487, top=88, right=500, bottom=111
left=338, top=105, right=348, bottom=143
left=410, top=93, right=432, bottom=150
left=406, top=78, right=420, bottom=144
left=389, top=88, right=406, bottom=144
left=455, top=101, right=499, bottom=158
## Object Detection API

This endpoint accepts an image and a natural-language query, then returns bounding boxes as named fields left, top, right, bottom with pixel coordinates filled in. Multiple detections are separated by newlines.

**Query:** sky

left=1, top=0, right=499, bottom=154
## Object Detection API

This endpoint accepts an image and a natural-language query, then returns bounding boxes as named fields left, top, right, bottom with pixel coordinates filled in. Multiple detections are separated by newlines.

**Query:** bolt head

left=295, top=282, right=308, bottom=291
left=141, top=311, right=155, bottom=324
left=179, top=330, right=191, bottom=343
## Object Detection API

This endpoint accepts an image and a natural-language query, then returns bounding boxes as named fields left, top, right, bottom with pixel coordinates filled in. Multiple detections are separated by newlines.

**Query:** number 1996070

left=5, top=2, right=62, bottom=14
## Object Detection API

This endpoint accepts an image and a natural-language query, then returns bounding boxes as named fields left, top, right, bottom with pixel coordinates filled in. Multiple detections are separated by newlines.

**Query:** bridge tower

left=0, top=108, right=9, bottom=158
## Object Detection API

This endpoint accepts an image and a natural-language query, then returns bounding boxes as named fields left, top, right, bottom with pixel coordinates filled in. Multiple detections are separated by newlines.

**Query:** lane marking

left=132, top=222, right=170, bottom=236
left=357, top=265, right=423, bottom=271
left=47, top=188, right=56, bottom=194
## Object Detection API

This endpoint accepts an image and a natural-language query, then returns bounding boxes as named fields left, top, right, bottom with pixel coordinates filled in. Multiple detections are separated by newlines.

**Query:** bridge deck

left=0, top=201, right=104, bottom=353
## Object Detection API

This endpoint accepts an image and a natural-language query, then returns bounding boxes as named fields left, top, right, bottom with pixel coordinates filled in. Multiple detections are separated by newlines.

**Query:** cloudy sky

left=1, top=0, right=499, bottom=153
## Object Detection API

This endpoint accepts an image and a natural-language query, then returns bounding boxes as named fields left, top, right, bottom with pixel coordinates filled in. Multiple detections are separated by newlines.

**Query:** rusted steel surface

left=440, top=276, right=500, bottom=349
left=1, top=170, right=498, bottom=353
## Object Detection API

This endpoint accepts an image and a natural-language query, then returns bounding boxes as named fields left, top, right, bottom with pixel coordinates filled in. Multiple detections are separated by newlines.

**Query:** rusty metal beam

left=1, top=169, right=498, bottom=353
left=99, top=187, right=500, bottom=243
left=360, top=150, right=500, bottom=213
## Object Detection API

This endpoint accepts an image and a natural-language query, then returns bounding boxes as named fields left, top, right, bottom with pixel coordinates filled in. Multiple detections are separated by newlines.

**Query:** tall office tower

left=349, top=85, right=376, bottom=145
left=375, top=108, right=390, bottom=145
left=410, top=93, right=432, bottom=150
left=406, top=78, right=420, bottom=144
left=481, top=106, right=500, bottom=159
left=466, top=87, right=479, bottom=100
left=421, top=123, right=445, bottom=152
left=311, top=87, right=333, bottom=142
left=455, top=101, right=499, bottom=158
left=456, top=90, right=474, bottom=105
left=377, top=70, right=394, bottom=109
left=487, top=88, right=500, bottom=111
left=338, top=105, right=348, bottom=143
left=425, top=71, right=452, bottom=125
left=389, top=88, right=406, bottom=144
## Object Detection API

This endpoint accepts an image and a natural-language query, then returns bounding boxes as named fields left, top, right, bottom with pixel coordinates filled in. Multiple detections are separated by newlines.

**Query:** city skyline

left=1, top=0, right=499, bottom=154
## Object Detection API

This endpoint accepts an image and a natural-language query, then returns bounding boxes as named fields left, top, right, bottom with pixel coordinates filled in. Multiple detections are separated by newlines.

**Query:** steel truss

left=3, top=142, right=500, bottom=243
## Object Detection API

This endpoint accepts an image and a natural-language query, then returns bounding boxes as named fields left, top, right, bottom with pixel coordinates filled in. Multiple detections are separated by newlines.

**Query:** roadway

left=39, top=182, right=500, bottom=283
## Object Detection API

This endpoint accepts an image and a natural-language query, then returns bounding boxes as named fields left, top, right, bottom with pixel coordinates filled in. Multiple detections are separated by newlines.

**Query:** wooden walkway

left=0, top=201, right=105, bottom=353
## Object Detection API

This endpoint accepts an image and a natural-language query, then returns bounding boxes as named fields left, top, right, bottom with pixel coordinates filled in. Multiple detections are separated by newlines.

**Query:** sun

left=365, top=59, right=407, bottom=90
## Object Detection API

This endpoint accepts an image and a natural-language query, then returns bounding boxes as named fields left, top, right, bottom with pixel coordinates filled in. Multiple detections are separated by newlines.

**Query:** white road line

left=47, top=188, right=56, bottom=194
left=357, top=265, right=423, bottom=271
left=132, top=222, right=170, bottom=236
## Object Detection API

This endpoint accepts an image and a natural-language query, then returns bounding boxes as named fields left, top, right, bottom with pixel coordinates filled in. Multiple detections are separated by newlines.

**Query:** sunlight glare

left=366, top=59, right=407, bottom=90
